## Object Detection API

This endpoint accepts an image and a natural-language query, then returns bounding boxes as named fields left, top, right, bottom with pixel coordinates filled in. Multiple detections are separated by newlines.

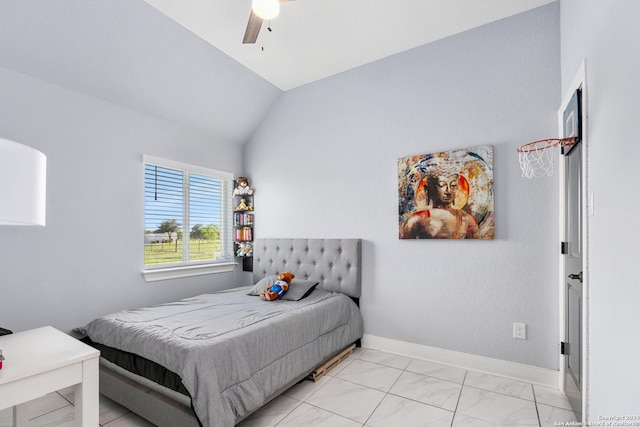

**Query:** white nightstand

left=0, top=326, right=100, bottom=427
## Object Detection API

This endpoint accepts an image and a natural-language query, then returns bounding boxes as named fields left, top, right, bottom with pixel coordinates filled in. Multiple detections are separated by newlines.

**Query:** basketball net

left=517, top=138, right=577, bottom=178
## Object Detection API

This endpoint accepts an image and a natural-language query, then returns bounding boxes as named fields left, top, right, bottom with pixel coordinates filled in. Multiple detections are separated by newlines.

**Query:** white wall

left=561, top=0, right=640, bottom=418
left=0, top=66, right=246, bottom=333
left=246, top=4, right=561, bottom=369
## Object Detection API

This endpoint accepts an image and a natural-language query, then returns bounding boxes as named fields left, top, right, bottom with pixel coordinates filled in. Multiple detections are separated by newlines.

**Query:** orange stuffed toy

left=260, top=271, right=295, bottom=301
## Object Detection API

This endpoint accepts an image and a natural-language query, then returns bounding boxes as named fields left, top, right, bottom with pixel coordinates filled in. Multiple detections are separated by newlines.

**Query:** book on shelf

left=234, top=213, right=254, bottom=226
left=235, top=226, right=253, bottom=241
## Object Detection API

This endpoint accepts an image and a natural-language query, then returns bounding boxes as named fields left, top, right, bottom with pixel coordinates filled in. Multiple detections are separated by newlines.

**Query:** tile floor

left=0, top=347, right=579, bottom=427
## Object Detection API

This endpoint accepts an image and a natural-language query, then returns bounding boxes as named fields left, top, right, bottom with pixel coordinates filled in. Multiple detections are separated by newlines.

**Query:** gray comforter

left=77, top=286, right=363, bottom=427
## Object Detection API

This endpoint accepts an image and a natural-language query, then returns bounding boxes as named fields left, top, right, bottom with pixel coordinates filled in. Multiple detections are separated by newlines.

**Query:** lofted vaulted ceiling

left=0, top=0, right=555, bottom=144
left=144, top=0, right=556, bottom=90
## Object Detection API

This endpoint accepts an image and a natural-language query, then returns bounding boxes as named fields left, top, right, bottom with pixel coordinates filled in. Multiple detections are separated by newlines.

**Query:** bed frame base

left=308, top=343, right=355, bottom=382
left=101, top=365, right=200, bottom=427
left=100, top=342, right=360, bottom=426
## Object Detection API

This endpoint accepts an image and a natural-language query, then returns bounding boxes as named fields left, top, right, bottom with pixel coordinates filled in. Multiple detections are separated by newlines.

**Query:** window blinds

left=143, top=158, right=233, bottom=267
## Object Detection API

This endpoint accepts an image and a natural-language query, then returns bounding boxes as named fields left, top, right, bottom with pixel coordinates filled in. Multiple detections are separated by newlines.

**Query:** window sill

left=143, top=262, right=235, bottom=282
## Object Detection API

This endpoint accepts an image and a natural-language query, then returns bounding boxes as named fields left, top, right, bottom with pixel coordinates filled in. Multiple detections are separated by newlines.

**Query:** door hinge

left=561, top=241, right=569, bottom=255
left=561, top=341, right=568, bottom=355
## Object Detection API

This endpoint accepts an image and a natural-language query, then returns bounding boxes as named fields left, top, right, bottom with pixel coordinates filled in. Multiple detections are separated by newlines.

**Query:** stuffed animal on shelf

left=236, top=242, right=253, bottom=257
left=261, top=271, right=295, bottom=301
left=233, top=177, right=254, bottom=196
left=235, top=198, right=252, bottom=211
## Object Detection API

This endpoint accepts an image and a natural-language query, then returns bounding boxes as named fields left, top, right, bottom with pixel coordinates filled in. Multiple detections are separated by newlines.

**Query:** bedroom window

left=142, top=155, right=234, bottom=281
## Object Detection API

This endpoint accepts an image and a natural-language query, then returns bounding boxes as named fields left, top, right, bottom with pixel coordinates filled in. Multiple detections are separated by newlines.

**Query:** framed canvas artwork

left=398, top=145, right=494, bottom=239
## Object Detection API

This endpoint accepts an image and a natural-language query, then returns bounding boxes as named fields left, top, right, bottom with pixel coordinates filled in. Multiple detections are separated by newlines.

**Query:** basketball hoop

left=517, top=137, right=577, bottom=178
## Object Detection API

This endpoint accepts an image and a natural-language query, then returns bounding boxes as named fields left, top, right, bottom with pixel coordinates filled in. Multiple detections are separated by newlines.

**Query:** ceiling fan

left=242, top=0, right=295, bottom=44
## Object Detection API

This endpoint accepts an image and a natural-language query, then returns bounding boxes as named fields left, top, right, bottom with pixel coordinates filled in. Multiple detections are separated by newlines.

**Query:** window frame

left=142, top=155, right=235, bottom=282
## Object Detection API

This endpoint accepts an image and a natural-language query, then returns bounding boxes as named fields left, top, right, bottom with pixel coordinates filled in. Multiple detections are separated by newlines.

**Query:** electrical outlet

left=513, top=323, right=527, bottom=340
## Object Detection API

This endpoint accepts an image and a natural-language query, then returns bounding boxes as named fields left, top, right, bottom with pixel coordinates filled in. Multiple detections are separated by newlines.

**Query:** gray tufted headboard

left=253, top=238, right=361, bottom=299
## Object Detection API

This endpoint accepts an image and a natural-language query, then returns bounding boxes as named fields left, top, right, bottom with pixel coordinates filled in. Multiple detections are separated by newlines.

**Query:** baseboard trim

left=362, top=334, right=559, bottom=388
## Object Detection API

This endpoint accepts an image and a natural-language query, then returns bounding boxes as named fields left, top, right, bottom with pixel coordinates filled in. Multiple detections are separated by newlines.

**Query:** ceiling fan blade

left=242, top=10, right=263, bottom=44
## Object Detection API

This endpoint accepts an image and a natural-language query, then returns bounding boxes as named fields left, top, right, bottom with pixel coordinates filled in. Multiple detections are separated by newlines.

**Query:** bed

left=76, top=238, right=363, bottom=427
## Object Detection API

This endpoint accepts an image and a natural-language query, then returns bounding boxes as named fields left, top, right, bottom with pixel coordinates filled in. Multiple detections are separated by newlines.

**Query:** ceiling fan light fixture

left=252, top=0, right=280, bottom=20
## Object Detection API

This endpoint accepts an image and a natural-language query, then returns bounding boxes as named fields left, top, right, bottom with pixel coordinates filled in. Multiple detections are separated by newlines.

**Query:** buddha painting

left=398, top=146, right=494, bottom=240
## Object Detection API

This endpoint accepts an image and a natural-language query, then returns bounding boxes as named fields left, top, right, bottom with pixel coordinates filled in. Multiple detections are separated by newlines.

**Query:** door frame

left=557, top=60, right=588, bottom=419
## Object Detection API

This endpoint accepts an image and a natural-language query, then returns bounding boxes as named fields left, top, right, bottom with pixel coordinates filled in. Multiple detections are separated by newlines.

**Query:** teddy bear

left=234, top=198, right=251, bottom=211
left=261, top=271, right=295, bottom=301
left=236, top=242, right=253, bottom=257
left=233, top=177, right=254, bottom=196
